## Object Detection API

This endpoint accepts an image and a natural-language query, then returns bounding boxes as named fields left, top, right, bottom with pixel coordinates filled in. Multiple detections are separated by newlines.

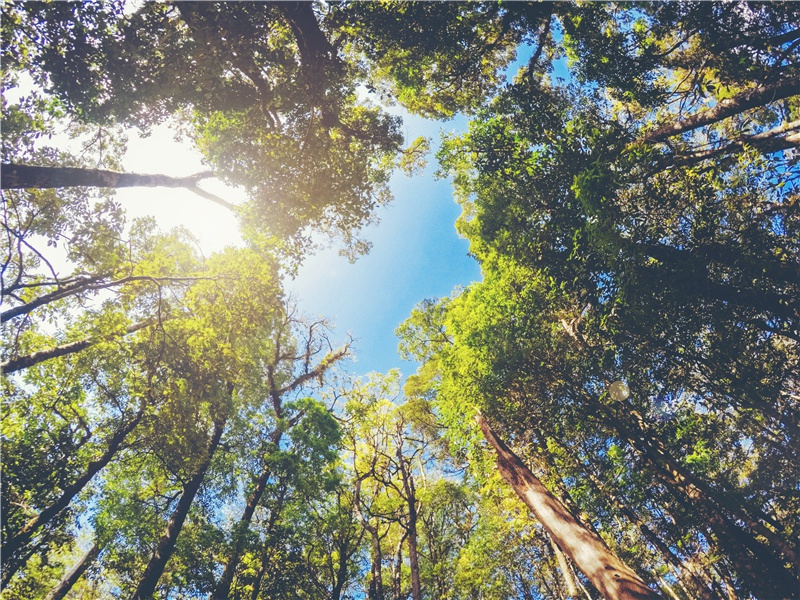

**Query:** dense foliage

left=2, top=2, right=798, bottom=599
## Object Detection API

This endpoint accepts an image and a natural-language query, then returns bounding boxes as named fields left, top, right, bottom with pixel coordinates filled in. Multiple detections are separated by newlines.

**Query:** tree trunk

left=672, top=119, right=800, bottom=165
left=44, top=543, right=100, bottom=600
left=643, top=76, right=800, bottom=143
left=578, top=460, right=716, bottom=599
left=3, top=408, right=143, bottom=565
left=369, top=527, right=384, bottom=600
left=131, top=418, right=226, bottom=600
left=549, top=534, right=579, bottom=599
left=2, top=274, right=109, bottom=323
left=213, top=429, right=282, bottom=600
left=476, top=414, right=661, bottom=600
left=249, top=483, right=288, bottom=600
left=2, top=317, right=160, bottom=374
left=1, top=274, right=206, bottom=323
left=354, top=478, right=384, bottom=600
left=397, top=447, right=422, bottom=600
left=1, top=163, right=213, bottom=190
left=1, top=163, right=235, bottom=209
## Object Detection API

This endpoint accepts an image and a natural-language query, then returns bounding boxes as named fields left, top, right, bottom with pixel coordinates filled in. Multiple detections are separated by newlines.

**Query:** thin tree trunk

left=2, top=317, right=160, bottom=373
left=369, top=527, right=384, bottom=600
left=215, top=339, right=346, bottom=598
left=3, top=407, right=144, bottom=564
left=607, top=404, right=799, bottom=568
left=249, top=483, right=288, bottom=600
left=397, top=447, right=422, bottom=600
left=476, top=413, right=661, bottom=600
left=131, top=417, right=226, bottom=600
left=578, top=460, right=715, bottom=599
left=44, top=543, right=100, bottom=600
left=657, top=577, right=683, bottom=600
left=672, top=119, right=800, bottom=165
left=643, top=76, right=800, bottom=143
left=354, top=479, right=384, bottom=600
left=624, top=429, right=798, bottom=598
left=549, top=534, right=579, bottom=599
left=213, top=429, right=282, bottom=600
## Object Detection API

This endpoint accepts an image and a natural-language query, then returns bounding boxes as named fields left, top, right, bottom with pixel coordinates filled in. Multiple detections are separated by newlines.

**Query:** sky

left=118, top=108, right=480, bottom=379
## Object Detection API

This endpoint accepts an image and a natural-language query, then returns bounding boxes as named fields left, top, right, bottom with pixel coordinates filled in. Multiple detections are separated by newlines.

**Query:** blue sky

left=286, top=109, right=480, bottom=377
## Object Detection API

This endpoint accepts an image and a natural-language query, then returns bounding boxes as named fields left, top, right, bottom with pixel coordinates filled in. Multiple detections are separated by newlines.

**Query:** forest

left=1, top=2, right=799, bottom=599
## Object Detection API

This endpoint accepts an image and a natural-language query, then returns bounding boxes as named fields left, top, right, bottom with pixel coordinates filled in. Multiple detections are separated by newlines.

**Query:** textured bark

left=44, top=543, right=100, bottom=600
left=3, top=408, right=143, bottom=565
left=2, top=317, right=160, bottom=374
left=643, top=76, right=800, bottom=143
left=131, top=418, right=226, bottom=600
left=477, top=414, right=661, bottom=600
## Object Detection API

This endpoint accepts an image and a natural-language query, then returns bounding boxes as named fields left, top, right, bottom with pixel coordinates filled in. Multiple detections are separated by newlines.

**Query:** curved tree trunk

left=477, top=414, right=661, bottom=600
left=212, top=429, right=282, bottom=600
left=131, top=418, right=226, bottom=600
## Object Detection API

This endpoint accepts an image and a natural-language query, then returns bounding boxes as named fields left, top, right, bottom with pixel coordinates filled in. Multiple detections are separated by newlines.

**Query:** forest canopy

left=2, top=2, right=799, bottom=600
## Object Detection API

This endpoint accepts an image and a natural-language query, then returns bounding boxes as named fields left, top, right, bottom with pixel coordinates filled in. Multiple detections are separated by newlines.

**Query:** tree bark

left=3, top=407, right=144, bottom=565
left=44, top=543, right=100, bottom=600
left=131, top=417, right=226, bottom=600
left=643, top=76, right=800, bottom=143
left=1, top=163, right=235, bottom=209
left=476, top=413, right=661, bottom=600
left=3, top=317, right=160, bottom=374
left=549, top=534, right=579, bottom=599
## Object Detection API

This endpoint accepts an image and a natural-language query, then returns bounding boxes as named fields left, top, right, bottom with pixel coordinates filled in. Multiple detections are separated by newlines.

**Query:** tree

left=427, top=6, right=799, bottom=594
left=212, top=312, right=350, bottom=599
